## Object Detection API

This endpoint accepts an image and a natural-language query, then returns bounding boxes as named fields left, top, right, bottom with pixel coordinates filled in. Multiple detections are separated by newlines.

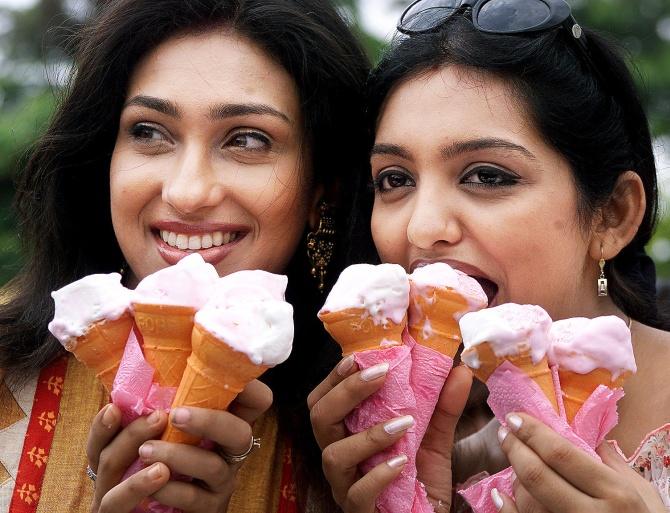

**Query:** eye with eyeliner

left=372, top=168, right=416, bottom=193
left=461, top=165, right=520, bottom=188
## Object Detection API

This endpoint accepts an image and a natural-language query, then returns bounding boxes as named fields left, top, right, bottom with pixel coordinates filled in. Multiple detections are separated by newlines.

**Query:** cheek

left=371, top=202, right=405, bottom=264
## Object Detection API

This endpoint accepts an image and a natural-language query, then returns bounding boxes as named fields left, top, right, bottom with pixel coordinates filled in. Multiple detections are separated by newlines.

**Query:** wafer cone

left=71, top=313, right=134, bottom=392
left=559, top=368, right=629, bottom=423
left=162, top=323, right=269, bottom=444
left=133, top=303, right=195, bottom=387
left=409, top=286, right=468, bottom=357
left=318, top=308, right=406, bottom=356
left=463, top=342, right=559, bottom=412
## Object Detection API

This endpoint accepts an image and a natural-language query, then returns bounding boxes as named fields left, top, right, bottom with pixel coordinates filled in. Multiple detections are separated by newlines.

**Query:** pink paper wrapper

left=408, top=334, right=454, bottom=512
left=459, top=361, right=623, bottom=513
left=111, top=329, right=179, bottom=513
left=345, top=343, right=418, bottom=513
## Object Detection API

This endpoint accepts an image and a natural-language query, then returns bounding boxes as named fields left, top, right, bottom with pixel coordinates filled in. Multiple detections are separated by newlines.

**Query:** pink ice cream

left=210, top=269, right=287, bottom=303
left=459, top=303, right=553, bottom=371
left=549, top=316, right=636, bottom=379
left=319, top=263, right=409, bottom=326
left=48, top=272, right=132, bottom=350
left=132, top=253, right=218, bottom=308
left=195, top=271, right=293, bottom=366
left=409, top=262, right=488, bottom=313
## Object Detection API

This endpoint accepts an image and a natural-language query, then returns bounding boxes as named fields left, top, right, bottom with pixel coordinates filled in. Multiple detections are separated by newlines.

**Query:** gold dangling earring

left=597, top=246, right=608, bottom=297
left=306, top=202, right=335, bottom=293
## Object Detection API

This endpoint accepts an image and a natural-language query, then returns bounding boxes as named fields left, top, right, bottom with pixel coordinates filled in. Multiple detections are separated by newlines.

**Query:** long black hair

left=366, top=14, right=667, bottom=329
left=1, top=0, right=371, bottom=509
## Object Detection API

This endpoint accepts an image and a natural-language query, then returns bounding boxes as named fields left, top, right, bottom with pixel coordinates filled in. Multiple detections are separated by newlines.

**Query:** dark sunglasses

left=397, top=0, right=608, bottom=83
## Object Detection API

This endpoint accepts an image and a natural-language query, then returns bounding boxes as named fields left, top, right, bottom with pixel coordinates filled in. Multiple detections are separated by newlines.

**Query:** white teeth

left=188, top=235, right=201, bottom=250
left=159, top=230, right=238, bottom=250
left=176, top=234, right=188, bottom=250
left=201, top=234, right=213, bottom=249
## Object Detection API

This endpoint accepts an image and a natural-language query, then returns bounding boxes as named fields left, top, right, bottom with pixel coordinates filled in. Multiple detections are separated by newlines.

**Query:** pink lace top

left=626, top=423, right=670, bottom=509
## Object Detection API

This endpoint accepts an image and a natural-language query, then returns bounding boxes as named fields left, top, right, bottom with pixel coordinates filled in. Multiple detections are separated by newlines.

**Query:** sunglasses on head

left=397, top=0, right=606, bottom=86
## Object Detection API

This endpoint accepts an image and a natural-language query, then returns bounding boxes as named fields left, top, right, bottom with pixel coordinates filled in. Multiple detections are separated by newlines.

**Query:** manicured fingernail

left=498, top=425, right=509, bottom=444
left=139, top=443, right=153, bottom=460
left=506, top=414, right=523, bottom=431
left=147, top=463, right=162, bottom=480
left=171, top=407, right=190, bottom=425
left=101, top=404, right=116, bottom=429
left=147, top=409, right=162, bottom=425
left=337, top=355, right=355, bottom=376
left=384, top=415, right=415, bottom=434
left=491, top=488, right=503, bottom=511
left=387, top=454, right=408, bottom=468
left=360, top=362, right=389, bottom=381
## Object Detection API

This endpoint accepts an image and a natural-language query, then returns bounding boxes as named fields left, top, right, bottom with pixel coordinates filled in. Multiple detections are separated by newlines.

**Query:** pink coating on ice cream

left=211, top=270, right=287, bottom=302
left=48, top=273, right=131, bottom=350
left=195, top=296, right=294, bottom=366
left=548, top=316, right=636, bottom=380
left=409, top=262, right=488, bottom=312
left=132, top=253, right=218, bottom=308
left=460, top=303, right=552, bottom=369
left=319, top=263, right=409, bottom=326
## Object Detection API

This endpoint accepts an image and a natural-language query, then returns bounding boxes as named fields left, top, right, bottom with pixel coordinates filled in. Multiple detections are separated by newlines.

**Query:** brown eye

left=130, top=123, right=168, bottom=142
left=226, top=131, right=271, bottom=151
left=374, top=170, right=415, bottom=192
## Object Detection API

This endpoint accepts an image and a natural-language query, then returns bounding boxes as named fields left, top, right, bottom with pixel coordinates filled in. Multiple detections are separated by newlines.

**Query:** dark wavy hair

left=1, top=0, right=371, bottom=509
left=365, top=14, right=667, bottom=330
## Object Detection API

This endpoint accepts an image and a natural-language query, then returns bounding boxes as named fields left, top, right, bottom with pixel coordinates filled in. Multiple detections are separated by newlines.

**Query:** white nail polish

left=507, top=414, right=523, bottom=431
left=498, top=426, right=509, bottom=444
left=384, top=415, right=414, bottom=434
left=491, top=488, right=503, bottom=511
left=336, top=355, right=355, bottom=376
left=360, top=362, right=389, bottom=382
left=387, top=454, right=408, bottom=468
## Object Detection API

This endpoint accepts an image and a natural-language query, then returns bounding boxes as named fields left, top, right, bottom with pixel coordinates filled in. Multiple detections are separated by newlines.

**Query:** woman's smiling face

left=110, top=30, right=312, bottom=284
left=371, top=66, right=601, bottom=321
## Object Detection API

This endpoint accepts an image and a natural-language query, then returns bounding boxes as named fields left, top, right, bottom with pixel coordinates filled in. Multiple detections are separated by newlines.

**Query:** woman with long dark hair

left=0, top=1, right=371, bottom=512
left=309, top=2, right=670, bottom=512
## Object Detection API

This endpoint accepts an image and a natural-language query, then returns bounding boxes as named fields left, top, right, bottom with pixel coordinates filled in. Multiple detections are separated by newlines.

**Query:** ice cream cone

left=162, top=323, right=269, bottom=444
left=559, top=368, right=629, bottom=423
left=409, top=287, right=468, bottom=358
left=71, top=313, right=134, bottom=392
left=133, top=303, right=195, bottom=387
left=319, top=308, right=406, bottom=356
left=463, top=342, right=559, bottom=412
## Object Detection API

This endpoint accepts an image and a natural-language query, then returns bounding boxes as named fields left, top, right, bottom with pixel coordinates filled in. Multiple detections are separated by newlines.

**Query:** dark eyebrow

left=370, top=143, right=412, bottom=160
left=209, top=103, right=291, bottom=124
left=124, top=95, right=180, bottom=118
left=442, top=138, right=537, bottom=161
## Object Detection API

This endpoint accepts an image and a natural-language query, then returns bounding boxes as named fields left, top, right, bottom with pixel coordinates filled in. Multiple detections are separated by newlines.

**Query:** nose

left=406, top=187, right=463, bottom=250
left=162, top=146, right=224, bottom=215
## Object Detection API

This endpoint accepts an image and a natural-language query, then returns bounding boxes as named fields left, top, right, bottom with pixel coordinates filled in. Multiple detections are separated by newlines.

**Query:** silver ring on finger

left=217, top=435, right=261, bottom=465
left=86, top=465, right=97, bottom=482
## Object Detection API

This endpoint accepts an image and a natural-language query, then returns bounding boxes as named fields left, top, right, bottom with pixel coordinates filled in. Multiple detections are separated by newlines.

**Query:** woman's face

left=111, top=30, right=312, bottom=283
left=371, top=66, right=601, bottom=321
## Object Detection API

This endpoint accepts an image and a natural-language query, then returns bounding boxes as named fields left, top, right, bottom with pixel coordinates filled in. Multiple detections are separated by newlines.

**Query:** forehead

left=127, top=29, right=301, bottom=120
left=377, top=65, right=539, bottom=146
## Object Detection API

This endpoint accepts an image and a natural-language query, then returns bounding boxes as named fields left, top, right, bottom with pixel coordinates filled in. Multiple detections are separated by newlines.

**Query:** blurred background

left=0, top=0, right=668, bottom=291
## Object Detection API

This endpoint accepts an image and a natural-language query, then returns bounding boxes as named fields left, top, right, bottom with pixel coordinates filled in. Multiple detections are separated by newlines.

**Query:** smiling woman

left=0, top=1, right=370, bottom=513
